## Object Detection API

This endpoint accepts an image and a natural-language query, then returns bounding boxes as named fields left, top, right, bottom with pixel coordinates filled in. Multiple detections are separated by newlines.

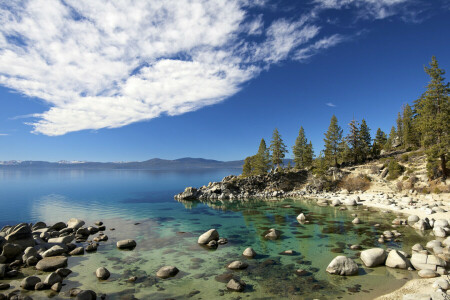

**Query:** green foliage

left=323, top=115, right=343, bottom=167
left=312, top=151, right=327, bottom=177
left=292, top=126, right=307, bottom=168
left=253, top=138, right=271, bottom=175
left=346, top=119, right=360, bottom=164
left=358, top=119, right=371, bottom=161
left=386, top=159, right=405, bottom=180
left=384, top=126, right=397, bottom=151
left=270, top=128, right=288, bottom=167
left=401, top=104, right=418, bottom=148
left=396, top=112, right=403, bottom=146
left=242, top=156, right=253, bottom=177
left=372, top=128, right=387, bottom=157
left=413, top=56, right=450, bottom=180
left=400, top=153, right=410, bottom=162
left=303, top=141, right=314, bottom=168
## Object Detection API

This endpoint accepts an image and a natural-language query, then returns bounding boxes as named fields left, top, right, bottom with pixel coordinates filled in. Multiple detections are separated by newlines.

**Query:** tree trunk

left=441, top=154, right=447, bottom=181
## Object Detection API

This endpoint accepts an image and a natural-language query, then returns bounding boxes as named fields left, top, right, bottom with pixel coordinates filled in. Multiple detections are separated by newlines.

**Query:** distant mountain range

left=0, top=158, right=294, bottom=170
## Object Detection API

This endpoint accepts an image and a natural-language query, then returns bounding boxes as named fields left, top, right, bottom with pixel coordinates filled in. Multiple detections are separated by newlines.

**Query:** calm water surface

left=0, top=169, right=432, bottom=299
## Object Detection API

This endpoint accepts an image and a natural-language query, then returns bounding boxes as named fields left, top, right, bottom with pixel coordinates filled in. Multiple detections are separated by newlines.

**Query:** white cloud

left=313, top=0, right=409, bottom=19
left=0, top=133, right=8, bottom=136
left=0, top=0, right=420, bottom=135
left=326, top=102, right=337, bottom=107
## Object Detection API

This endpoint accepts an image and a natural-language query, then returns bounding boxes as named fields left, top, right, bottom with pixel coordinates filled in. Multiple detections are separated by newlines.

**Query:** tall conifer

left=323, top=115, right=343, bottom=167
left=292, top=126, right=307, bottom=168
left=270, top=128, right=288, bottom=168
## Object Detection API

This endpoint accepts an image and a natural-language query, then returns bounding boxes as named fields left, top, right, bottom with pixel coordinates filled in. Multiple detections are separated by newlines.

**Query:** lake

left=0, top=169, right=430, bottom=299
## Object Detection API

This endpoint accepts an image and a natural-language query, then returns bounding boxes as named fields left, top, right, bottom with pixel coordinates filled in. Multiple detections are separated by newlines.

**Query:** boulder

left=360, top=248, right=387, bottom=267
left=56, top=268, right=72, bottom=278
left=51, top=282, right=62, bottom=292
left=76, top=290, right=97, bottom=300
left=44, top=272, right=63, bottom=286
left=352, top=217, right=361, bottom=224
left=227, top=278, right=246, bottom=292
left=344, top=198, right=357, bottom=206
left=444, top=237, right=450, bottom=248
left=20, top=276, right=41, bottom=290
left=386, top=250, right=411, bottom=269
left=243, top=247, right=256, bottom=258
left=326, top=256, right=359, bottom=276
left=49, top=222, right=66, bottom=231
left=411, top=253, right=446, bottom=271
left=0, top=283, right=10, bottom=290
left=36, top=256, right=68, bottom=271
left=264, top=228, right=281, bottom=240
left=433, top=278, right=450, bottom=290
left=1, top=243, right=21, bottom=259
left=418, top=269, right=438, bottom=278
left=48, top=235, right=75, bottom=244
left=434, top=219, right=449, bottom=228
left=67, top=218, right=85, bottom=230
left=197, top=229, right=219, bottom=244
left=331, top=199, right=341, bottom=206
left=69, top=247, right=84, bottom=256
left=412, top=244, right=425, bottom=252
left=413, top=219, right=430, bottom=231
left=407, top=215, right=420, bottom=223
left=227, top=261, right=248, bottom=270
left=116, top=239, right=136, bottom=249
left=42, top=245, right=66, bottom=257
left=96, top=267, right=110, bottom=280
left=296, top=213, right=306, bottom=222
left=22, top=247, right=38, bottom=261
left=5, top=223, right=34, bottom=249
left=156, top=266, right=179, bottom=279
left=434, top=227, right=447, bottom=238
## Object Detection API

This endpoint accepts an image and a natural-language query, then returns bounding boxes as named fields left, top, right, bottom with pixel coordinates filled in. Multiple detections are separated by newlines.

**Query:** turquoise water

left=0, top=169, right=431, bottom=299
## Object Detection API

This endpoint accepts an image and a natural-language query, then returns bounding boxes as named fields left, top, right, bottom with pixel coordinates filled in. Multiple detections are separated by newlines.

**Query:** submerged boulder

left=227, top=278, right=246, bottom=292
left=243, top=247, right=256, bottom=258
left=156, top=266, right=179, bottom=279
left=198, top=229, right=219, bottom=245
left=116, top=239, right=136, bottom=249
left=36, top=256, right=68, bottom=271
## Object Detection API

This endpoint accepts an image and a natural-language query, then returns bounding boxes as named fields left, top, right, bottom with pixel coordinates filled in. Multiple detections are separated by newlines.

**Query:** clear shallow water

left=0, top=169, right=432, bottom=299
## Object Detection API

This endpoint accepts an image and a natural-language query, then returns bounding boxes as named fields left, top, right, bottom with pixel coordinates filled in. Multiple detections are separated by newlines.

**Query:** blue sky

left=0, top=0, right=449, bottom=162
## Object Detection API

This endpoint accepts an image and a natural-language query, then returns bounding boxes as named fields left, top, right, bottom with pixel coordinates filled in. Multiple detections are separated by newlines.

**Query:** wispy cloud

left=0, top=133, right=9, bottom=136
left=0, top=0, right=426, bottom=135
left=326, top=102, right=337, bottom=107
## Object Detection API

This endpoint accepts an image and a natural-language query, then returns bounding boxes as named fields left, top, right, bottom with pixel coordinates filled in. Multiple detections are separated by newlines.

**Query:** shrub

left=396, top=181, right=403, bottom=191
left=370, top=165, right=380, bottom=174
left=400, top=154, right=410, bottom=162
left=402, top=176, right=409, bottom=181
left=433, top=187, right=442, bottom=194
left=386, top=160, right=405, bottom=180
left=338, top=175, right=371, bottom=192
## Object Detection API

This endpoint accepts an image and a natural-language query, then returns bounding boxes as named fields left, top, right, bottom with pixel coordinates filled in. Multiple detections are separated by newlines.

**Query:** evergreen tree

left=358, top=119, right=372, bottom=161
left=338, top=139, right=351, bottom=165
left=313, top=151, right=327, bottom=177
left=414, top=56, right=450, bottom=180
left=402, top=104, right=417, bottom=148
left=292, top=126, right=307, bottom=168
left=372, top=128, right=387, bottom=157
left=385, top=126, right=397, bottom=151
left=270, top=128, right=288, bottom=168
left=303, top=141, right=314, bottom=168
left=323, top=115, right=343, bottom=167
left=346, top=119, right=360, bottom=164
left=253, top=138, right=271, bottom=175
left=396, top=112, right=403, bottom=146
left=242, top=156, right=253, bottom=177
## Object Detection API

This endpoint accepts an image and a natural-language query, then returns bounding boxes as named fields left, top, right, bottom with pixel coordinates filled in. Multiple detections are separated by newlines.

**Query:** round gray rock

left=96, top=267, right=110, bottom=280
left=360, top=248, right=387, bottom=267
left=326, top=256, right=358, bottom=276
left=20, top=276, right=41, bottom=290
left=36, top=256, right=68, bottom=271
left=156, top=266, right=179, bottom=279
left=243, top=247, right=256, bottom=258
left=197, top=229, right=219, bottom=244
left=418, top=269, right=438, bottom=278
left=116, top=239, right=136, bottom=249
left=227, top=278, right=246, bottom=292
left=44, top=272, right=63, bottom=286
left=227, top=261, right=248, bottom=270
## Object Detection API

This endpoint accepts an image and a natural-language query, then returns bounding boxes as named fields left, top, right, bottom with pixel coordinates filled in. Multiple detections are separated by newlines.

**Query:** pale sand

left=374, top=278, right=437, bottom=300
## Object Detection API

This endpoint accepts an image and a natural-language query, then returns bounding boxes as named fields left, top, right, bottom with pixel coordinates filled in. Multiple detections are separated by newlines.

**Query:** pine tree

left=402, top=104, right=417, bottom=148
left=313, top=151, right=327, bottom=177
left=338, top=139, right=351, bottom=165
left=292, top=126, right=307, bottom=168
left=414, top=56, right=450, bottom=180
left=253, top=138, right=271, bottom=175
left=385, top=126, right=397, bottom=151
left=323, top=115, right=343, bottom=167
left=270, top=128, right=288, bottom=168
left=372, top=128, right=387, bottom=157
left=242, top=156, right=253, bottom=177
left=396, top=112, right=403, bottom=146
left=303, top=141, right=314, bottom=168
left=346, top=119, right=360, bottom=164
left=358, top=119, right=371, bottom=161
